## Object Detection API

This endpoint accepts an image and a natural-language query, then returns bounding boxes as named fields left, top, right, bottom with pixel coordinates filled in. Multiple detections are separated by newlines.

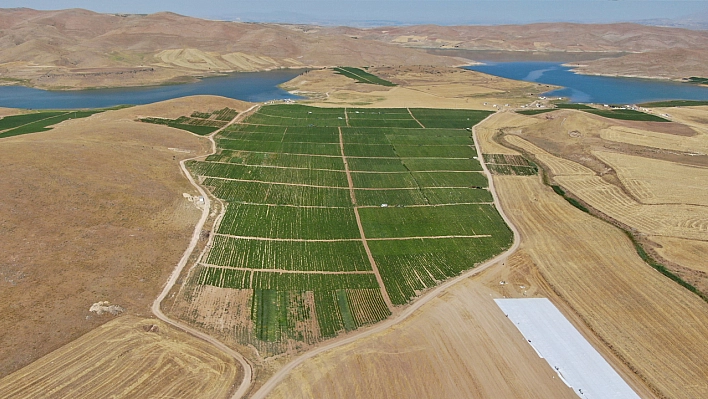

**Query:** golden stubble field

left=0, top=95, right=251, bottom=390
left=492, top=109, right=708, bottom=295
left=0, top=316, right=241, bottom=398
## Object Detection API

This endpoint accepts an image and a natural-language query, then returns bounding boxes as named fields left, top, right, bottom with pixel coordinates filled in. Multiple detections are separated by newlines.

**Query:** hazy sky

left=4, top=0, right=708, bottom=26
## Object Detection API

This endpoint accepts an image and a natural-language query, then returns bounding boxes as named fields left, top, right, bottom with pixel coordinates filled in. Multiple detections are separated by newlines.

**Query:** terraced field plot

left=140, top=107, right=238, bottom=135
left=183, top=104, right=511, bottom=349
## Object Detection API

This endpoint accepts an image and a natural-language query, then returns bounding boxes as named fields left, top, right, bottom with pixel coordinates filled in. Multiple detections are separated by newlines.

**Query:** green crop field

left=0, top=110, right=105, bottom=138
left=554, top=103, right=595, bottom=110
left=638, top=100, right=708, bottom=108
left=584, top=108, right=670, bottom=122
left=333, top=67, right=397, bottom=87
left=516, top=108, right=555, bottom=115
left=140, top=108, right=238, bottom=135
left=185, top=104, right=513, bottom=349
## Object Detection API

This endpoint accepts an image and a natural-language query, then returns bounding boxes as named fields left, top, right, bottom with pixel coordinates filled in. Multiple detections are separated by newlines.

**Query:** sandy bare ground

left=0, top=316, right=241, bottom=398
left=283, top=66, right=547, bottom=110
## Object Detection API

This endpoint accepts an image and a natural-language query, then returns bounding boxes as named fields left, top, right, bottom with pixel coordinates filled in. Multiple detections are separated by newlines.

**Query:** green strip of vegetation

left=140, top=117, right=219, bottom=135
left=516, top=109, right=555, bottom=115
left=333, top=67, right=396, bottom=87
left=549, top=182, right=707, bottom=303
left=686, top=77, right=708, bottom=85
left=638, top=100, right=708, bottom=108
left=584, top=108, right=670, bottom=122
left=625, top=232, right=708, bottom=303
left=0, top=110, right=105, bottom=139
left=551, top=185, right=590, bottom=213
left=555, top=103, right=595, bottom=110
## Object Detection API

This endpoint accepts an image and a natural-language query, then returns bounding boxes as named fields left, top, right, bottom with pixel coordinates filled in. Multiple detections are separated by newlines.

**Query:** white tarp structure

left=495, top=298, right=640, bottom=399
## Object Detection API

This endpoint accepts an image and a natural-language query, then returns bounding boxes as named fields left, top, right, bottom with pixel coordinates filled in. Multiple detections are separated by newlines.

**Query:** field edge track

left=151, top=105, right=260, bottom=399
left=249, top=111, right=522, bottom=399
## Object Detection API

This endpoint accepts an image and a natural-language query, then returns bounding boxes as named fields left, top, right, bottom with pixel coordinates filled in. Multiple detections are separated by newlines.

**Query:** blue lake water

left=465, top=62, right=708, bottom=104
left=0, top=69, right=305, bottom=109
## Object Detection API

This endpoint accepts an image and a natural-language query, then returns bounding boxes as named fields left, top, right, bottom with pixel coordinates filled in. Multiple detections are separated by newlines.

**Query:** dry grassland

left=654, top=106, right=708, bottom=130
left=494, top=175, right=708, bottom=399
left=475, top=112, right=542, bottom=155
left=265, top=280, right=576, bottom=399
left=0, top=96, right=249, bottom=377
left=504, top=135, right=594, bottom=175
left=650, top=236, right=708, bottom=274
left=594, top=150, right=708, bottom=206
left=600, top=125, right=708, bottom=154
left=283, top=66, right=543, bottom=109
left=0, top=316, right=241, bottom=398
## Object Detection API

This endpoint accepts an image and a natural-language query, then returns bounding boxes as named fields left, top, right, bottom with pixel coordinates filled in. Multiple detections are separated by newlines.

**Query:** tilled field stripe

left=340, top=127, right=394, bottom=310
left=213, top=234, right=362, bottom=242
left=200, top=263, right=375, bottom=275
left=407, top=108, right=426, bottom=128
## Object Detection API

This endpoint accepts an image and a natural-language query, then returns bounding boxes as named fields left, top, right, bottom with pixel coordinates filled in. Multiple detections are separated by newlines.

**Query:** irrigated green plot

left=188, top=102, right=514, bottom=347
left=218, top=139, right=341, bottom=155
left=370, top=236, right=512, bottom=304
left=204, top=178, right=352, bottom=207
left=402, top=158, right=482, bottom=171
left=347, top=157, right=407, bottom=172
left=189, top=161, right=348, bottom=187
left=218, top=204, right=360, bottom=239
left=1, top=110, right=105, bottom=138
left=205, top=236, right=371, bottom=272
left=422, top=187, right=492, bottom=204
left=206, top=150, right=344, bottom=170
left=411, top=171, right=488, bottom=187
left=359, top=204, right=509, bottom=238
left=197, top=266, right=378, bottom=290
left=333, top=67, right=396, bottom=87
left=408, top=109, right=493, bottom=129
left=394, top=144, right=476, bottom=158
left=354, top=189, right=428, bottom=206
left=351, top=172, right=419, bottom=188
left=344, top=143, right=398, bottom=157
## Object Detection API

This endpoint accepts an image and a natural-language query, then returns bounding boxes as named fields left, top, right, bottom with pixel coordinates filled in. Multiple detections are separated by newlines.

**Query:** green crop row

left=205, top=150, right=345, bottom=170
left=218, top=203, right=360, bottom=239
left=0, top=110, right=104, bottom=138
left=359, top=203, right=510, bottom=238
left=333, top=67, right=397, bottom=87
left=190, top=161, right=348, bottom=187
left=370, top=236, right=512, bottom=304
left=204, top=178, right=352, bottom=207
left=217, top=138, right=341, bottom=155
left=516, top=109, right=555, bottom=115
left=140, top=117, right=219, bottom=135
left=355, top=187, right=492, bottom=206
left=197, top=266, right=379, bottom=290
left=408, top=108, right=493, bottom=129
left=205, top=236, right=371, bottom=272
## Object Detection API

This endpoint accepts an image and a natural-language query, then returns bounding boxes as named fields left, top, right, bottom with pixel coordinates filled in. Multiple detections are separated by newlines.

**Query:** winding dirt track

left=250, top=112, right=521, bottom=399
left=151, top=105, right=260, bottom=399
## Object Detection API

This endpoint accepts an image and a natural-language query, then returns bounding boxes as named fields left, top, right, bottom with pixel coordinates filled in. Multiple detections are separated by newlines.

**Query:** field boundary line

left=200, top=264, right=375, bottom=275
left=407, top=108, right=426, bottom=128
left=339, top=127, right=395, bottom=310
left=213, top=234, right=362, bottom=242
left=358, top=202, right=493, bottom=208
left=151, top=104, right=262, bottom=399
left=250, top=111, right=521, bottom=399
left=213, top=149, right=471, bottom=159
left=344, top=107, right=350, bottom=127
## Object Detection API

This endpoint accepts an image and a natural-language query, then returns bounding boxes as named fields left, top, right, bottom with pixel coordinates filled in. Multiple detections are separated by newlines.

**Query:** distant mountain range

left=1, top=8, right=707, bottom=90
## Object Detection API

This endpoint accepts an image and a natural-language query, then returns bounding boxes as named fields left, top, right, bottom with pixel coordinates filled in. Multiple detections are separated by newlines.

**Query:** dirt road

left=151, top=105, right=260, bottom=399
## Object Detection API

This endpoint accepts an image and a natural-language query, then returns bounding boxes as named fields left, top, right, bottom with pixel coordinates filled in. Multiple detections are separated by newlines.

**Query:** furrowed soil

left=264, top=280, right=576, bottom=399
left=0, top=316, right=241, bottom=398
left=0, top=95, right=250, bottom=381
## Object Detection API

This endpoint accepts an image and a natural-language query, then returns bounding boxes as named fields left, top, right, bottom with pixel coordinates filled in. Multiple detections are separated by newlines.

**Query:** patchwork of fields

left=183, top=104, right=512, bottom=347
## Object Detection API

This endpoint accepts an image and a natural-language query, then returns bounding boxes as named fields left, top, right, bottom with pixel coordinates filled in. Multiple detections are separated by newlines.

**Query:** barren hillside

left=0, top=8, right=459, bottom=89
